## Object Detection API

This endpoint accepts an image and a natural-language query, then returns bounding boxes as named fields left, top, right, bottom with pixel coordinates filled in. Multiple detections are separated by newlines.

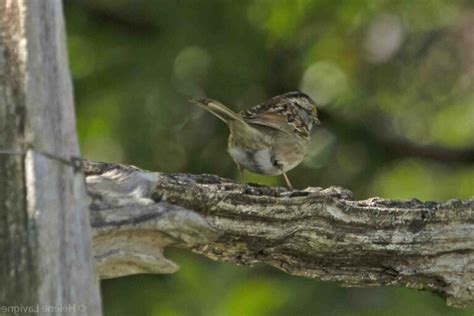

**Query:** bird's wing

left=243, top=112, right=296, bottom=135
left=241, top=96, right=310, bottom=138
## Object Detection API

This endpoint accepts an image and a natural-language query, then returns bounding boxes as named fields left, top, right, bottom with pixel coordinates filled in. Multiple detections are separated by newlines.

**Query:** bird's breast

left=226, top=120, right=310, bottom=176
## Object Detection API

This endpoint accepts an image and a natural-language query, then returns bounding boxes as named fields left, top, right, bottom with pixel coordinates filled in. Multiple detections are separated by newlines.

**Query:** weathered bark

left=0, top=2, right=101, bottom=315
left=83, top=160, right=474, bottom=308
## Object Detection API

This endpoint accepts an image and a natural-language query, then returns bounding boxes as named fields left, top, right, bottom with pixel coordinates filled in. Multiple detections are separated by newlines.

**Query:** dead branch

left=83, top=159, right=474, bottom=308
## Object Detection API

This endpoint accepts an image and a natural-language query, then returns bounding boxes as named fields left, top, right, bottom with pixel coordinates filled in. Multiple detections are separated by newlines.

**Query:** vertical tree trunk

left=0, top=1, right=101, bottom=315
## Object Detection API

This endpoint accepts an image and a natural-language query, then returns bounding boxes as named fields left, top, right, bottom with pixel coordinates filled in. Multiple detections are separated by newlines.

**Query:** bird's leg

left=236, top=163, right=245, bottom=184
left=282, top=172, right=293, bottom=190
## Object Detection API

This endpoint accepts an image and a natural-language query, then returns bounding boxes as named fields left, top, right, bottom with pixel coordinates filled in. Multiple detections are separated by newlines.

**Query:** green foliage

left=65, top=0, right=474, bottom=314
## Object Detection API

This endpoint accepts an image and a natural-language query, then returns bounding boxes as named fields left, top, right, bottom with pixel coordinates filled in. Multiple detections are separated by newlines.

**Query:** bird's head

left=284, top=91, right=320, bottom=127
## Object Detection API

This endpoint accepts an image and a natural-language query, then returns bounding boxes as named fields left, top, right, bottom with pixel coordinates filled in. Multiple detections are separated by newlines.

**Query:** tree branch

left=83, top=160, right=474, bottom=308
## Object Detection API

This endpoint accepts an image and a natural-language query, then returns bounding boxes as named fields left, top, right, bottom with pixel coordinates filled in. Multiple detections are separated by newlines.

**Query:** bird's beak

left=313, top=117, right=321, bottom=125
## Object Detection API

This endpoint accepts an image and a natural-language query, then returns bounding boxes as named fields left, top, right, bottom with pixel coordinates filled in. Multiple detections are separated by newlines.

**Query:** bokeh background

left=64, top=0, right=474, bottom=315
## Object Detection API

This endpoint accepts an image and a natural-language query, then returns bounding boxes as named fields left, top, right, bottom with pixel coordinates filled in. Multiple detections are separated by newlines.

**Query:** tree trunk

left=84, top=159, right=474, bottom=308
left=0, top=1, right=101, bottom=315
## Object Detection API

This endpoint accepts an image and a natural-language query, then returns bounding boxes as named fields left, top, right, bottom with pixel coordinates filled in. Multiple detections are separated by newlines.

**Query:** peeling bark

left=83, top=160, right=474, bottom=308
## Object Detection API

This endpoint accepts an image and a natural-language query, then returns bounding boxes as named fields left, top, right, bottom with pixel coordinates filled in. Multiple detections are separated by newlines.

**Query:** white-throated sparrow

left=190, top=92, right=320, bottom=189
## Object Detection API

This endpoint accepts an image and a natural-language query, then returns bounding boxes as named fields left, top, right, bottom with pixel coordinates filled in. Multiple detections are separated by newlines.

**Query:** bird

left=190, top=91, right=320, bottom=189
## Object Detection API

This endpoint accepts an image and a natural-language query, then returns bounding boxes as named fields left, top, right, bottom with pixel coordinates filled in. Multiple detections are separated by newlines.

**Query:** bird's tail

left=189, top=97, right=245, bottom=124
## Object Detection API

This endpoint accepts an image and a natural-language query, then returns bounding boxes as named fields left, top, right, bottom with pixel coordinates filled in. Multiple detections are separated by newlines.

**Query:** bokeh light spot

left=300, top=61, right=348, bottom=106
left=174, top=46, right=211, bottom=81
left=364, top=14, right=404, bottom=63
left=173, top=46, right=211, bottom=95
